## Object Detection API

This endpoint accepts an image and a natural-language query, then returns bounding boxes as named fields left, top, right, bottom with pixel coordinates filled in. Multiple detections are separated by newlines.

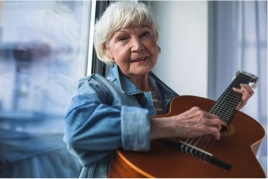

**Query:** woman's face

left=106, top=24, right=159, bottom=78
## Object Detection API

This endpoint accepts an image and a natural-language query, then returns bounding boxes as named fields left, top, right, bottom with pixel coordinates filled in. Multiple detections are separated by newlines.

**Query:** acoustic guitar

left=109, top=71, right=266, bottom=178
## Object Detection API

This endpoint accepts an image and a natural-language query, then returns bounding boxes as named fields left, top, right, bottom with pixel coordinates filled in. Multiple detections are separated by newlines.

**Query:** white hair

left=94, top=1, right=159, bottom=64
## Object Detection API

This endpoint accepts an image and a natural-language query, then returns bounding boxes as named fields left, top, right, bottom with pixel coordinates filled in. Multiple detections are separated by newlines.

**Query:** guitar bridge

left=158, top=139, right=232, bottom=171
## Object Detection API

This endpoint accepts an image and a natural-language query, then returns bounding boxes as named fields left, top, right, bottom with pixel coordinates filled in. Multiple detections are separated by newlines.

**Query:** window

left=0, top=1, right=91, bottom=121
left=0, top=1, right=93, bottom=177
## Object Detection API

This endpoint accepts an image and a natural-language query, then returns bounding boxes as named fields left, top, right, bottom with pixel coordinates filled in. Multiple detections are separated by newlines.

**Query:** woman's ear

left=104, top=44, right=114, bottom=60
left=158, top=45, right=161, bottom=53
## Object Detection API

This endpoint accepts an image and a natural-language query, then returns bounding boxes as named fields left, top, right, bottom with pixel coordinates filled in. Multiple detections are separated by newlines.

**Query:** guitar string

left=201, top=74, right=249, bottom=151
left=177, top=73, right=251, bottom=155
left=179, top=81, right=237, bottom=151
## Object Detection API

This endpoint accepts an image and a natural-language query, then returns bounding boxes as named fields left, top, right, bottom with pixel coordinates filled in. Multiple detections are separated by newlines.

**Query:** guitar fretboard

left=209, top=72, right=257, bottom=124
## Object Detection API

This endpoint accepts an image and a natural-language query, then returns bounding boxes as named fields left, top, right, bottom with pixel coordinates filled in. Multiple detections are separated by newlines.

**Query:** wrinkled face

left=106, top=25, right=159, bottom=78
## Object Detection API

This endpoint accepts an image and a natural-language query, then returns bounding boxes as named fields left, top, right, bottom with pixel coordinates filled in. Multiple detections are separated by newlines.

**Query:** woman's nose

left=131, top=37, right=144, bottom=51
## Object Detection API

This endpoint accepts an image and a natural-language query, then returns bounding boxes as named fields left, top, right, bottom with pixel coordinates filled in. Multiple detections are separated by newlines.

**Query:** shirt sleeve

left=64, top=77, right=151, bottom=167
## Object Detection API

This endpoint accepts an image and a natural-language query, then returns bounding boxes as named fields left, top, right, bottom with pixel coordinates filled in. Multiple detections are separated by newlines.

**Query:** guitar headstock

left=235, top=71, right=258, bottom=89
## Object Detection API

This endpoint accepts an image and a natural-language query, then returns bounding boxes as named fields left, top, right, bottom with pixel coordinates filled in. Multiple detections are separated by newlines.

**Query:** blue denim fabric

left=64, top=64, right=178, bottom=178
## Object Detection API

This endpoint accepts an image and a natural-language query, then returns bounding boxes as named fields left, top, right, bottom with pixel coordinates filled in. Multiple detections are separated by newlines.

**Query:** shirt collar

left=107, top=64, right=160, bottom=95
left=107, top=64, right=178, bottom=99
left=107, top=64, right=142, bottom=95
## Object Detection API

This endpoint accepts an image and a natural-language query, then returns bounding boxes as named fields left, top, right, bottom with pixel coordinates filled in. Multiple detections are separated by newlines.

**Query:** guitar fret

left=209, top=72, right=257, bottom=124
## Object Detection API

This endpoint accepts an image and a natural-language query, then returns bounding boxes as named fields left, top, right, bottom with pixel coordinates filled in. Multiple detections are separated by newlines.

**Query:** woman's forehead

left=113, top=23, right=152, bottom=33
left=120, top=24, right=152, bottom=30
left=108, top=24, right=153, bottom=39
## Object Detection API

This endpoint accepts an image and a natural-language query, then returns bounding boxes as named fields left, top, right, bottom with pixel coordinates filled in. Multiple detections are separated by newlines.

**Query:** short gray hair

left=93, top=1, right=159, bottom=64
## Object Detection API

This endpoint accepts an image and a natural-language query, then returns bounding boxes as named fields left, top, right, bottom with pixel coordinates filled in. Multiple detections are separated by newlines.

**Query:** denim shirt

left=64, top=64, right=178, bottom=178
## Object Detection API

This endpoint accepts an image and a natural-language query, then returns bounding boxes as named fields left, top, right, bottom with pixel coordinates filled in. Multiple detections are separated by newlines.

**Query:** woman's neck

left=129, top=75, right=152, bottom=91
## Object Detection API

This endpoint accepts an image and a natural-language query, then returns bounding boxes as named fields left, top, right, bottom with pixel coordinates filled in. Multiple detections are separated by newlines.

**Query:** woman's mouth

left=130, top=56, right=147, bottom=63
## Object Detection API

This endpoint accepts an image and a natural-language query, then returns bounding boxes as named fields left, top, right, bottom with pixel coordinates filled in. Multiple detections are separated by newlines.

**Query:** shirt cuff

left=121, top=106, right=150, bottom=151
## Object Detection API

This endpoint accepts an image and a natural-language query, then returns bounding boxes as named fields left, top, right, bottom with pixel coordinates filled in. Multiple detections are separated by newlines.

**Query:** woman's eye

left=141, top=31, right=150, bottom=37
left=118, top=36, right=128, bottom=41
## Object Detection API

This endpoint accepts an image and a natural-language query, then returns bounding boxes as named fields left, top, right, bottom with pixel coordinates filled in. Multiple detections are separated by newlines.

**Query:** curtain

left=208, top=1, right=267, bottom=174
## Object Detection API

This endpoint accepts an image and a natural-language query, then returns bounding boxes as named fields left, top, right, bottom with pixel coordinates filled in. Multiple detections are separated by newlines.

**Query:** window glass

left=0, top=1, right=91, bottom=177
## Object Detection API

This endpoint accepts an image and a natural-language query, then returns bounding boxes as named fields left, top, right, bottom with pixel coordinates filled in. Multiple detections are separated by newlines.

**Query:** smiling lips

left=131, top=56, right=147, bottom=63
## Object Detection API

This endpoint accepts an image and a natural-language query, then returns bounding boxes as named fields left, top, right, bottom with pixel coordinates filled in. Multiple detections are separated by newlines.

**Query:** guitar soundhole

left=220, top=124, right=235, bottom=136
left=220, top=125, right=228, bottom=133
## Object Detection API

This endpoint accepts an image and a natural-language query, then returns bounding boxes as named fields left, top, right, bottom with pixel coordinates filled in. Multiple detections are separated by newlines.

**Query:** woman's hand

left=233, top=84, right=254, bottom=110
left=150, top=107, right=224, bottom=140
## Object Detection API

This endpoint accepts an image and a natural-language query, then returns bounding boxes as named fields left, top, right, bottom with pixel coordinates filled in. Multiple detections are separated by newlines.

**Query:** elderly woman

left=64, top=1, right=254, bottom=178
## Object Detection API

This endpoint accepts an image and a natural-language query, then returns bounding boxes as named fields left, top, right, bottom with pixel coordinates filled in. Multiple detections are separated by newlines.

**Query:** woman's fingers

left=172, top=107, right=223, bottom=140
left=233, top=84, right=254, bottom=110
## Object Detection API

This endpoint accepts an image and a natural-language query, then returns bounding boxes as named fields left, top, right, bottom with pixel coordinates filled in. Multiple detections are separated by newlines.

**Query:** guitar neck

left=209, top=71, right=258, bottom=124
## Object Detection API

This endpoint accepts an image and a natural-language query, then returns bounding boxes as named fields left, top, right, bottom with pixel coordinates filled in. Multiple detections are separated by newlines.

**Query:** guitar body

left=109, top=96, right=266, bottom=178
